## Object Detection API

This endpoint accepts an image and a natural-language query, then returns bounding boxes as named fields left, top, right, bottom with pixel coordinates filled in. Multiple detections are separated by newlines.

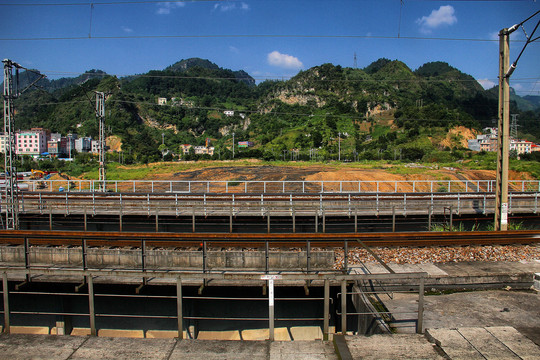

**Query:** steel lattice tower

left=96, top=92, right=106, bottom=191
left=3, top=59, right=20, bottom=229
left=510, top=114, right=519, bottom=140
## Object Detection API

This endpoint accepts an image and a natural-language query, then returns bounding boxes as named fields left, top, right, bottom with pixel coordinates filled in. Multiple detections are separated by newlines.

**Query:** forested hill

left=7, top=57, right=540, bottom=163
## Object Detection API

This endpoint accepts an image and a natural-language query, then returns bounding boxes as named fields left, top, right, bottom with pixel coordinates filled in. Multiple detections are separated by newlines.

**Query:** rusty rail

left=0, top=229, right=538, bottom=248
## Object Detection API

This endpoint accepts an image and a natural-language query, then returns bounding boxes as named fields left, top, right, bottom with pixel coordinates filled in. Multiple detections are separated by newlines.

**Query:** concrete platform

left=343, top=326, right=540, bottom=360
left=427, top=326, right=540, bottom=360
left=345, top=333, right=443, bottom=359
left=0, top=334, right=338, bottom=360
left=351, top=259, right=540, bottom=289
left=382, top=289, right=540, bottom=345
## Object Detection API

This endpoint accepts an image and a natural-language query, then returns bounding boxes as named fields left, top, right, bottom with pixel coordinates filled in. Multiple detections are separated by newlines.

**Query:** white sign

left=501, top=203, right=508, bottom=225
left=268, top=279, right=274, bottom=306
left=261, top=275, right=282, bottom=280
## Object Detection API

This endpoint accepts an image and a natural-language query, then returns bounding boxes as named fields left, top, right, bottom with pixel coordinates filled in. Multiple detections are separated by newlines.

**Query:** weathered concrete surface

left=351, top=260, right=540, bottom=289
left=483, top=326, right=540, bottom=360
left=383, top=290, right=540, bottom=346
left=345, top=334, right=443, bottom=360
left=0, top=245, right=334, bottom=271
left=270, top=341, right=338, bottom=360
left=169, top=340, right=270, bottom=360
left=425, top=328, right=485, bottom=360
left=0, top=334, right=87, bottom=360
left=69, top=336, right=175, bottom=360
left=0, top=335, right=339, bottom=360
left=427, top=327, right=540, bottom=360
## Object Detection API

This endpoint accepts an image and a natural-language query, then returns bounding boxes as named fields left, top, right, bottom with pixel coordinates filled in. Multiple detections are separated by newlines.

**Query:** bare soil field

left=158, top=164, right=530, bottom=183
left=127, top=162, right=534, bottom=192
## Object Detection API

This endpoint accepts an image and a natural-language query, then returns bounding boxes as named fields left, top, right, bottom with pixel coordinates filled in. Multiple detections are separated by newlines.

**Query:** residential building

left=158, top=97, right=167, bottom=106
left=180, top=144, right=214, bottom=156
left=75, top=137, right=92, bottom=153
left=91, top=140, right=100, bottom=154
left=16, top=128, right=49, bottom=156
left=510, top=139, right=532, bottom=155
left=65, top=134, right=78, bottom=158
left=193, top=146, right=214, bottom=156
left=0, top=134, right=9, bottom=153
left=224, top=110, right=234, bottom=117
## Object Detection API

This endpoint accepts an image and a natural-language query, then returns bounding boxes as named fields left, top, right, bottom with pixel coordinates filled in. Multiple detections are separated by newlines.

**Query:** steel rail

left=0, top=229, right=538, bottom=248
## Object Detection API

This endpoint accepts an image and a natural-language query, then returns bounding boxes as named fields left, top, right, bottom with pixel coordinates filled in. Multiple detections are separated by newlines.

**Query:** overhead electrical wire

left=0, top=0, right=535, bottom=6
left=1, top=33, right=532, bottom=42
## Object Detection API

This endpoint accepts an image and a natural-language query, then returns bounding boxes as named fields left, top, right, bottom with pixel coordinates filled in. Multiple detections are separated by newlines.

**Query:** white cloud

left=267, top=51, right=303, bottom=69
left=512, top=83, right=524, bottom=91
left=489, top=30, right=522, bottom=42
left=121, top=26, right=133, bottom=33
left=229, top=46, right=239, bottom=54
left=156, top=2, right=185, bottom=15
left=477, top=78, right=496, bottom=90
left=214, top=2, right=249, bottom=12
left=416, top=5, right=457, bottom=33
left=489, top=31, right=499, bottom=41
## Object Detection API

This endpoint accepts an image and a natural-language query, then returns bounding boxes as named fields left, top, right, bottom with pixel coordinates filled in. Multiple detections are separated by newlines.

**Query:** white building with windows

left=510, top=139, right=532, bottom=155
left=0, top=134, right=9, bottom=153
left=75, top=137, right=92, bottom=153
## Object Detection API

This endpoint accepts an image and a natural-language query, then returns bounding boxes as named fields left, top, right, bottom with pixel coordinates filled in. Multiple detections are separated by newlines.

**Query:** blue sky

left=1, top=0, right=539, bottom=95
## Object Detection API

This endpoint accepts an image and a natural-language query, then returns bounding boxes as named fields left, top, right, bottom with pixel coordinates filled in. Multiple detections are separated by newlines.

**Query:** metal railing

left=13, top=192, right=540, bottom=221
left=0, top=268, right=427, bottom=340
left=20, top=179, right=540, bottom=194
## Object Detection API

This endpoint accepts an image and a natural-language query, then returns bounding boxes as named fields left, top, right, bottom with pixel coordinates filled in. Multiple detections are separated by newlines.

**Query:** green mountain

left=165, top=58, right=255, bottom=86
left=6, top=57, right=540, bottom=164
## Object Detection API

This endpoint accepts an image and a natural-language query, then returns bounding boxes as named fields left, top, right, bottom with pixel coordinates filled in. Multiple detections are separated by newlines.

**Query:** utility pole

left=495, top=10, right=540, bottom=230
left=232, top=132, right=235, bottom=159
left=338, top=132, right=341, bottom=161
left=3, top=59, right=45, bottom=229
left=495, top=28, right=511, bottom=231
left=96, top=92, right=106, bottom=192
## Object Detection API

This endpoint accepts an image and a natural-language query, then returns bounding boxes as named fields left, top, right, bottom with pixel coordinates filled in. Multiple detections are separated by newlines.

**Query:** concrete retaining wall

left=352, top=284, right=390, bottom=336
left=0, top=245, right=334, bottom=271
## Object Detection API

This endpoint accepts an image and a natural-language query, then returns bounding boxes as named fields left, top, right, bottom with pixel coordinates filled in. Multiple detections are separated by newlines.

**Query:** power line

left=2, top=33, right=533, bottom=42
left=0, top=0, right=535, bottom=6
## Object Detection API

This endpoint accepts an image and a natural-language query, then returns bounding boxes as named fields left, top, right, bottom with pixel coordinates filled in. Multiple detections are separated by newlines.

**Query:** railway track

left=0, top=229, right=538, bottom=248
